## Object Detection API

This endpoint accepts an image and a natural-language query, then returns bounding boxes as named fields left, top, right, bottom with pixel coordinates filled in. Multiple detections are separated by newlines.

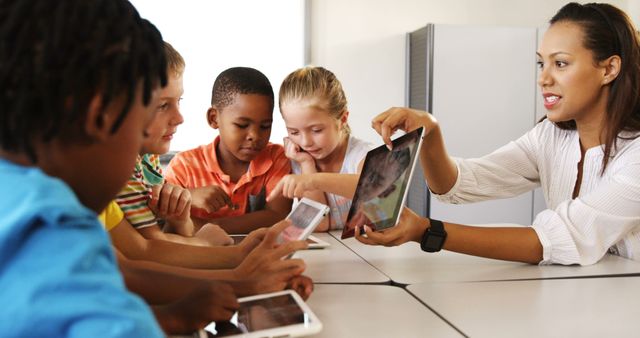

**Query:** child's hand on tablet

left=235, top=227, right=268, bottom=258
left=160, top=281, right=239, bottom=333
left=286, top=275, right=314, bottom=300
left=267, top=174, right=317, bottom=201
left=354, top=207, right=429, bottom=246
left=232, top=220, right=309, bottom=296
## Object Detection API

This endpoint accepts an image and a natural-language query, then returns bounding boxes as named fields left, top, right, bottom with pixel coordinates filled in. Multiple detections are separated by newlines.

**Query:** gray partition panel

left=407, top=23, right=538, bottom=224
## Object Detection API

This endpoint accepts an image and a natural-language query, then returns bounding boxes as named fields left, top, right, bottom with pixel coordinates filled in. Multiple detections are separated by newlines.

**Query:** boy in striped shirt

left=107, top=44, right=312, bottom=303
left=116, top=42, right=228, bottom=246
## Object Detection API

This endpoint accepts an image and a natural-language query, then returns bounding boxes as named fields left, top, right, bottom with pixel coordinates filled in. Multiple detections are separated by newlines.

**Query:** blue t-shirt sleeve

left=1, top=216, right=164, bottom=338
left=0, top=161, right=164, bottom=338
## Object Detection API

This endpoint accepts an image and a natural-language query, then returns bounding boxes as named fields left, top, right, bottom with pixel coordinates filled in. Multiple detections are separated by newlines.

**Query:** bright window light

left=130, top=0, right=305, bottom=151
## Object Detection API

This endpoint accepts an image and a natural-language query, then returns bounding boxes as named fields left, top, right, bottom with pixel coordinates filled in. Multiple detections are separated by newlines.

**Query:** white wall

left=629, top=0, right=640, bottom=26
left=130, top=0, right=305, bottom=151
left=310, top=0, right=634, bottom=145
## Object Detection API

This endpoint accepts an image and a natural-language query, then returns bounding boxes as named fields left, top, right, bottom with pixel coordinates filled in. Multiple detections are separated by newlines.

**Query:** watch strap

left=420, top=218, right=447, bottom=252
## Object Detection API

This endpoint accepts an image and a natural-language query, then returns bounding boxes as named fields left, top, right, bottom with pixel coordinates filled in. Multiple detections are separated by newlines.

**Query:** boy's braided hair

left=0, top=0, right=167, bottom=162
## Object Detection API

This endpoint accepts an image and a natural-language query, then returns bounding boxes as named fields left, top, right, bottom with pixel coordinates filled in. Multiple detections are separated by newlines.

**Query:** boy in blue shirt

left=0, top=0, right=248, bottom=336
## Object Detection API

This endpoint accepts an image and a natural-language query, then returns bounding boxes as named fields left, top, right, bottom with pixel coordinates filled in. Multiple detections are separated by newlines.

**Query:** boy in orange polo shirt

left=165, top=67, right=291, bottom=234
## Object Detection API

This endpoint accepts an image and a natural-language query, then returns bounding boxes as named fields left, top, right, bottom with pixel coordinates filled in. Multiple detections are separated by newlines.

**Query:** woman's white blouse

left=434, top=119, right=640, bottom=265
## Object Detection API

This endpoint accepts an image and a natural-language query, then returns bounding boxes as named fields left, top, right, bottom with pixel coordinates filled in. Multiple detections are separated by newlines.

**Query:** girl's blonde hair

left=279, top=66, right=350, bottom=134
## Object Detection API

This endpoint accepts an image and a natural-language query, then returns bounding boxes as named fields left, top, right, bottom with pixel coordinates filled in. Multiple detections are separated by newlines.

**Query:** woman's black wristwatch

left=420, top=218, right=447, bottom=252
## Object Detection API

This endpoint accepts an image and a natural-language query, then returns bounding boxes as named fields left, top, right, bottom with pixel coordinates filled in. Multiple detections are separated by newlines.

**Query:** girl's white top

left=292, top=136, right=373, bottom=230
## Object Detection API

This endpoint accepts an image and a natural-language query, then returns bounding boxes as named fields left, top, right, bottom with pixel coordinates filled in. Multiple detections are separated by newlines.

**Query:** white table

left=331, top=231, right=640, bottom=284
left=407, top=276, right=640, bottom=338
left=293, top=233, right=390, bottom=284
left=307, top=284, right=462, bottom=338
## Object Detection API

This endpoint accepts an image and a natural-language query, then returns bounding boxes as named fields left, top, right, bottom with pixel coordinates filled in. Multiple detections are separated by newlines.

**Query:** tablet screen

left=232, top=235, right=328, bottom=247
left=230, top=235, right=245, bottom=245
left=205, top=293, right=311, bottom=337
left=342, top=127, right=423, bottom=239
left=282, top=202, right=323, bottom=242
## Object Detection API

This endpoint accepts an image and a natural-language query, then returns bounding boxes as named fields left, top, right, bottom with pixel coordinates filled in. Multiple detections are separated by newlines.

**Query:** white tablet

left=306, top=234, right=330, bottom=249
left=229, top=234, right=248, bottom=245
left=342, top=127, right=425, bottom=239
left=229, top=198, right=329, bottom=248
left=231, top=234, right=330, bottom=249
left=202, top=290, right=322, bottom=338
left=280, top=198, right=330, bottom=243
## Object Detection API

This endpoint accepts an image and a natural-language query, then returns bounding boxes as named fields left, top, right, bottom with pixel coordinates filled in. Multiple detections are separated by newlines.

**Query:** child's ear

left=207, top=107, right=220, bottom=129
left=340, top=110, right=350, bottom=128
left=84, top=95, right=117, bottom=142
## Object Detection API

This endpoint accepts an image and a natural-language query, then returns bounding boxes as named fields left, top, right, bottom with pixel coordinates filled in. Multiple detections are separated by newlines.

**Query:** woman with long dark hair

left=358, top=2, right=640, bottom=266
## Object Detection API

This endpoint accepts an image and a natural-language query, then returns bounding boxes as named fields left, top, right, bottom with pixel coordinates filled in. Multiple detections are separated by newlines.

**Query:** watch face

left=424, top=234, right=444, bottom=248
left=422, top=231, right=446, bottom=252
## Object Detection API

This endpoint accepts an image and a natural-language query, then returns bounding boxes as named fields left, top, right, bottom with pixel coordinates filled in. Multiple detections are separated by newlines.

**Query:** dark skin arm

left=443, top=224, right=542, bottom=264
left=115, top=250, right=240, bottom=334
left=115, top=220, right=311, bottom=298
left=116, top=249, right=222, bottom=304
left=358, top=107, right=544, bottom=264
left=355, top=207, right=543, bottom=264
left=110, top=218, right=244, bottom=269
left=151, top=285, right=238, bottom=334
left=138, top=225, right=212, bottom=246
left=198, top=195, right=292, bottom=234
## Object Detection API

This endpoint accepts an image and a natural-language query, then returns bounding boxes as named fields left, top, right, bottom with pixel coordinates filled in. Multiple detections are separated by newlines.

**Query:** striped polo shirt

left=116, top=154, right=164, bottom=229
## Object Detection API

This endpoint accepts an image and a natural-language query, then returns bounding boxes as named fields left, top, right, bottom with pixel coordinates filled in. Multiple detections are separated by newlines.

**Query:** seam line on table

left=403, top=286, right=469, bottom=338
left=472, top=272, right=640, bottom=283
left=327, top=231, right=395, bottom=284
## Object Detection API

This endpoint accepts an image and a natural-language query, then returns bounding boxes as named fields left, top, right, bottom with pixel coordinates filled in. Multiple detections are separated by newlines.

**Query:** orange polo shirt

left=164, top=137, right=291, bottom=219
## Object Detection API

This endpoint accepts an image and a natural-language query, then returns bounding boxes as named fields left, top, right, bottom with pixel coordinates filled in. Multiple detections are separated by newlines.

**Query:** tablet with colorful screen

left=231, top=234, right=330, bottom=249
left=203, top=290, right=322, bottom=338
left=230, top=198, right=329, bottom=248
left=341, top=127, right=424, bottom=239
left=279, top=198, right=329, bottom=244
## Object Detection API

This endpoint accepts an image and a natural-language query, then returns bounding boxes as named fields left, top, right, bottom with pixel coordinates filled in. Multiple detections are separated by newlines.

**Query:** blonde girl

left=268, top=67, right=372, bottom=231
